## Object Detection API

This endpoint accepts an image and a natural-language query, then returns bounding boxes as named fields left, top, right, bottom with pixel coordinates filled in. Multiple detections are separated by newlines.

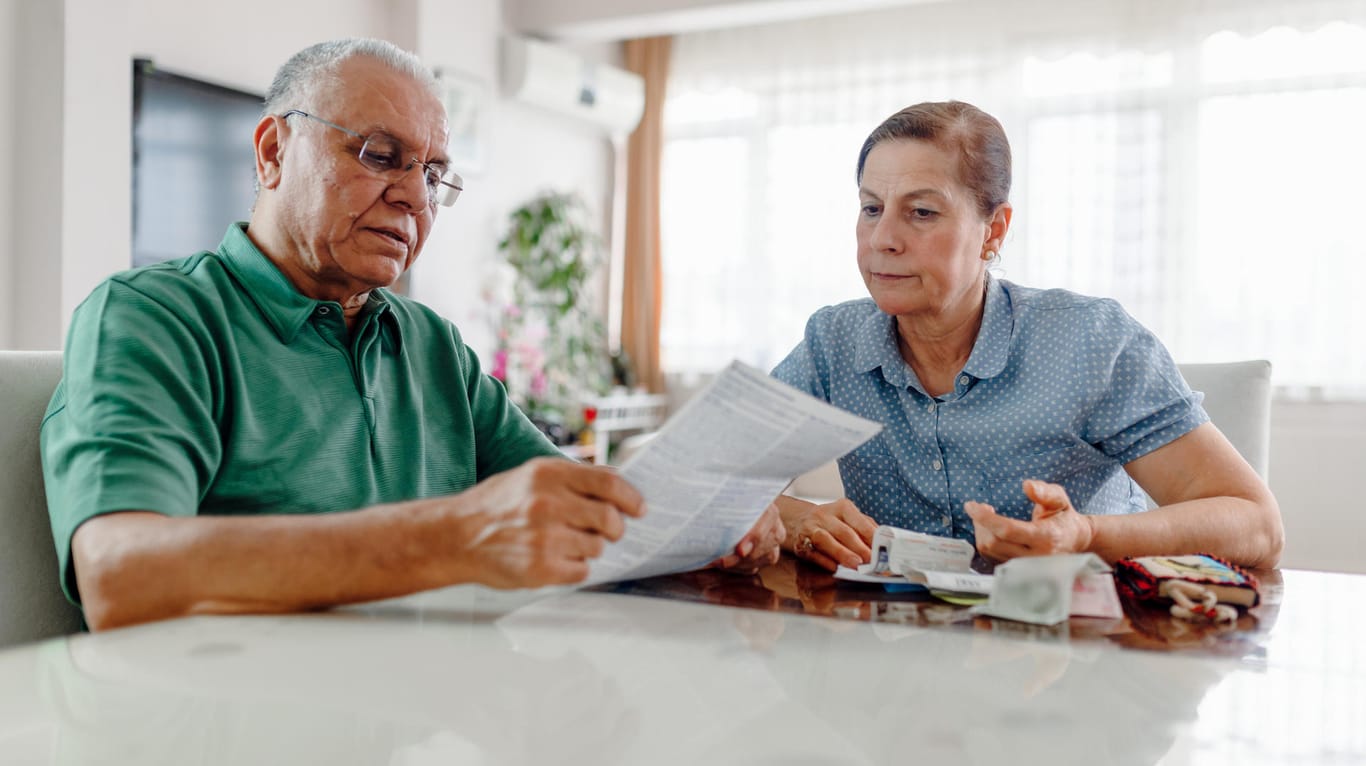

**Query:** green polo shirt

left=42, top=223, right=560, bottom=604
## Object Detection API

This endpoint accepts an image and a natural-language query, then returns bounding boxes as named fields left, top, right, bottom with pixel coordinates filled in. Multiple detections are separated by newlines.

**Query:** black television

left=131, top=59, right=264, bottom=267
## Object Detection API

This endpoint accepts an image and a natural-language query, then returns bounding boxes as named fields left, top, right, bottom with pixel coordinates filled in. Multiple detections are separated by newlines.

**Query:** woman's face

left=856, top=139, right=999, bottom=321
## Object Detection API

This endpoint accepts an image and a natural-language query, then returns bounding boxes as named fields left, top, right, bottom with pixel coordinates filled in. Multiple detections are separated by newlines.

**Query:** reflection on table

left=596, top=557, right=1281, bottom=658
left=0, top=560, right=1362, bottom=766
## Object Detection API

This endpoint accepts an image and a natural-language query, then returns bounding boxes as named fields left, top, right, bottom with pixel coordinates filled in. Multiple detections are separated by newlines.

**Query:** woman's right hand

left=779, top=497, right=879, bottom=572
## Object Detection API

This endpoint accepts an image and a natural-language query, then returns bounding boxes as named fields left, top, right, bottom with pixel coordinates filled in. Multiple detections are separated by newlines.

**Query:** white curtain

left=659, top=0, right=1366, bottom=395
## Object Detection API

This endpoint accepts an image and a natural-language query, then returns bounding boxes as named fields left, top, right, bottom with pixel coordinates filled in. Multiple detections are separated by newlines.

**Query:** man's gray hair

left=263, top=38, right=440, bottom=115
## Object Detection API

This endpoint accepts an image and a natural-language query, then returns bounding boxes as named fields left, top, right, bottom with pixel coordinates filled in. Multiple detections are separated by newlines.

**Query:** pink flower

left=491, top=348, right=508, bottom=381
left=530, top=369, right=548, bottom=397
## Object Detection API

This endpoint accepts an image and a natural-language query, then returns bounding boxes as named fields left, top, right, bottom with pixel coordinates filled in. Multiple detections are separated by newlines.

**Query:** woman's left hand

left=710, top=502, right=786, bottom=574
left=964, top=479, right=1096, bottom=561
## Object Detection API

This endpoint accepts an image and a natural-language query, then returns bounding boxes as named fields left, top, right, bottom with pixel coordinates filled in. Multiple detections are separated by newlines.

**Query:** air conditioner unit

left=500, top=35, right=645, bottom=136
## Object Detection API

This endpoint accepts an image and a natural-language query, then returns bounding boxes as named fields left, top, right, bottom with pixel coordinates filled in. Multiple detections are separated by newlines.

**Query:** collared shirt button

left=927, top=403, right=936, bottom=413
left=958, top=375, right=969, bottom=386
left=931, top=459, right=943, bottom=471
left=317, top=306, right=331, bottom=315
left=941, top=514, right=952, bottom=527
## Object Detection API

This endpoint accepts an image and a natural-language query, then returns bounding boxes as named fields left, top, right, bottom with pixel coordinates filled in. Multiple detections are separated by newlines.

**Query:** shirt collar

left=850, top=272, right=1014, bottom=388
left=852, top=303, right=913, bottom=388
left=216, top=222, right=402, bottom=348
left=362, top=290, right=404, bottom=353
left=961, top=272, right=1012, bottom=381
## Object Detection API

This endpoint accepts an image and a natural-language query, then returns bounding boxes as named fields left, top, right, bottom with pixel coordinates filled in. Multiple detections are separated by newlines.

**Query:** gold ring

left=798, top=536, right=813, bottom=556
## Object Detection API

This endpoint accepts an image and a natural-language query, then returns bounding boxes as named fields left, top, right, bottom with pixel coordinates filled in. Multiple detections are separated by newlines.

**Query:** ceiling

left=507, top=0, right=950, bottom=42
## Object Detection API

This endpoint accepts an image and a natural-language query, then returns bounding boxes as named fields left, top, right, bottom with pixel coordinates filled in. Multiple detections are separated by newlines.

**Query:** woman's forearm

left=1088, top=493, right=1283, bottom=569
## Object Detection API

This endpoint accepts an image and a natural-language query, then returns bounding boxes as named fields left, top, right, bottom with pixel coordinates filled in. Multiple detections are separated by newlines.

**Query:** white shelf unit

left=589, top=391, right=668, bottom=465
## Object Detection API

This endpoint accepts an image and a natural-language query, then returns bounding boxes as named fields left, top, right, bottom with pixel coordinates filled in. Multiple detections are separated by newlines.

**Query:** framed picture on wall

left=436, top=68, right=488, bottom=176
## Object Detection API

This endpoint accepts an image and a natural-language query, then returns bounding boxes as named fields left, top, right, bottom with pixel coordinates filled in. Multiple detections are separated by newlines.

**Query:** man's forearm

left=71, top=458, right=646, bottom=631
left=72, top=502, right=453, bottom=631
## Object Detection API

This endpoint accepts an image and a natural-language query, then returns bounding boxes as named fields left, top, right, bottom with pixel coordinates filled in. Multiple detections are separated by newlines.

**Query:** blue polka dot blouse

left=771, top=274, right=1208, bottom=543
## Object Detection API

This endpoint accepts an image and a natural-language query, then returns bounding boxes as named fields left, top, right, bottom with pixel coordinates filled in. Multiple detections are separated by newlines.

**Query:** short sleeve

left=771, top=309, right=833, bottom=402
left=41, top=280, right=223, bottom=603
left=1079, top=300, right=1209, bottom=464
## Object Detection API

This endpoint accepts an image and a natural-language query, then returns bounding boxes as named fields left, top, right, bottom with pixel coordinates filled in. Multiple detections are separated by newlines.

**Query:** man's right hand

left=435, top=458, right=646, bottom=588
left=71, top=458, right=646, bottom=631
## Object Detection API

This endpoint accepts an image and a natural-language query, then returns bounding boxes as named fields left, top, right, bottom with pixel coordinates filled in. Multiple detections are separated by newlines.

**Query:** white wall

left=61, top=0, right=130, bottom=333
left=9, top=0, right=68, bottom=350
left=1, top=0, right=133, bottom=350
left=125, top=0, right=396, bottom=95
left=406, top=1, right=617, bottom=356
left=1270, top=401, right=1366, bottom=573
left=0, top=0, right=15, bottom=347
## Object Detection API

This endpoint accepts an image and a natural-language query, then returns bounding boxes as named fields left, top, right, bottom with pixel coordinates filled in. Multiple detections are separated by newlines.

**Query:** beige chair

left=0, top=350, right=84, bottom=646
left=787, top=359, right=1274, bottom=502
left=1178, top=359, right=1272, bottom=479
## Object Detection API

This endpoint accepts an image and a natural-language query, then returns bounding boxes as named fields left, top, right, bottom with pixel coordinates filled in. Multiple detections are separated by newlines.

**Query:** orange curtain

left=621, top=36, right=671, bottom=394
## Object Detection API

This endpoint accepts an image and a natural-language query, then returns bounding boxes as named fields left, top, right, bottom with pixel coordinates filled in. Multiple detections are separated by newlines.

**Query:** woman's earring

left=982, top=250, right=997, bottom=261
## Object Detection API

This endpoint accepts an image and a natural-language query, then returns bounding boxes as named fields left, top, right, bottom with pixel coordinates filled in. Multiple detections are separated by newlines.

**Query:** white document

left=584, top=360, right=882, bottom=586
left=870, top=526, right=975, bottom=575
left=836, top=526, right=994, bottom=595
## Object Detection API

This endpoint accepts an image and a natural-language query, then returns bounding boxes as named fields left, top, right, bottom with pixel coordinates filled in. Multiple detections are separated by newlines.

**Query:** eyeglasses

left=281, top=109, right=463, bottom=207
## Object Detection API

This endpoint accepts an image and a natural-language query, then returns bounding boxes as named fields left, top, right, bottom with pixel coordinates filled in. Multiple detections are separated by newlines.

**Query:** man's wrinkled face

left=268, top=57, right=449, bottom=301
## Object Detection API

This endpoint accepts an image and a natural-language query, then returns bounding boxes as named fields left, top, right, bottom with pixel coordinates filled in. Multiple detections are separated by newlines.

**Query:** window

left=659, top=1, right=1366, bottom=394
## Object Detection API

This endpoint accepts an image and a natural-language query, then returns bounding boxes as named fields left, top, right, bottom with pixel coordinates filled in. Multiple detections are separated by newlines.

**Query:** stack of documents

left=836, top=526, right=1123, bottom=626
left=835, top=526, right=993, bottom=597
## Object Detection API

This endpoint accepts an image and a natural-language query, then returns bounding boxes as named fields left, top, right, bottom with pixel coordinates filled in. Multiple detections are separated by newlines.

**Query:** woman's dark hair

left=856, top=101, right=1011, bottom=219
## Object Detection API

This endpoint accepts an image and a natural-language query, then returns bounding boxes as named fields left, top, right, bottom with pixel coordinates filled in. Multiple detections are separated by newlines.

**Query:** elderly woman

left=772, top=101, right=1282, bottom=572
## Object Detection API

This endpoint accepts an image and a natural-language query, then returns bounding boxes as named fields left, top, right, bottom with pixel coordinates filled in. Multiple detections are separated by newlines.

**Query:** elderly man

left=42, top=38, right=781, bottom=632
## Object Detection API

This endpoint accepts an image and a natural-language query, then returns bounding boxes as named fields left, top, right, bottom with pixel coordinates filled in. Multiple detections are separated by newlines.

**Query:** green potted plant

left=490, top=191, right=611, bottom=442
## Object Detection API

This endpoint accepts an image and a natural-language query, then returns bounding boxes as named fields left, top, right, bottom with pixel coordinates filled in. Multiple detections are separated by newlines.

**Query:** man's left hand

left=710, top=503, right=785, bottom=574
left=964, top=479, right=1096, bottom=561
